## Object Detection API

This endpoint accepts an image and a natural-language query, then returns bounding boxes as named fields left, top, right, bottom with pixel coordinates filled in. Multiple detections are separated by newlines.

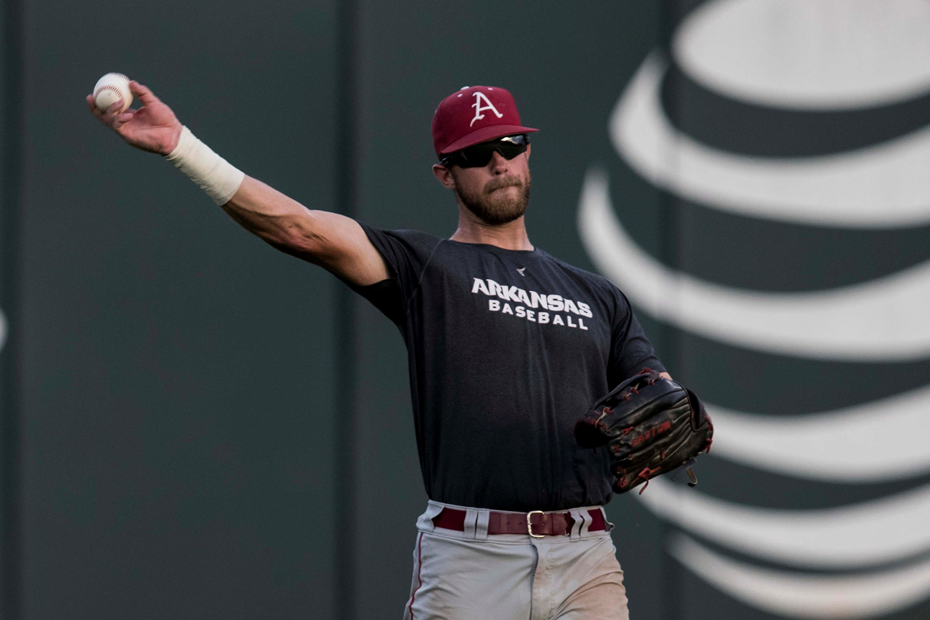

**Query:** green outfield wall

left=2, top=1, right=929, bottom=619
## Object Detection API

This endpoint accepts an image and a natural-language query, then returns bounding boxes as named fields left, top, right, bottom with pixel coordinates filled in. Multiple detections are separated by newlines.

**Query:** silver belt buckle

left=527, top=510, right=545, bottom=538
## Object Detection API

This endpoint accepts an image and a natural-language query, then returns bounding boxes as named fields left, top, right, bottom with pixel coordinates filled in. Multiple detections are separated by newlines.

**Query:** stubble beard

left=453, top=171, right=532, bottom=226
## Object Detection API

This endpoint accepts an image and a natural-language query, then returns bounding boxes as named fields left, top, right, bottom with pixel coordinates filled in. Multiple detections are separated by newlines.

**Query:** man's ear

left=432, top=164, right=456, bottom=189
left=525, top=143, right=531, bottom=161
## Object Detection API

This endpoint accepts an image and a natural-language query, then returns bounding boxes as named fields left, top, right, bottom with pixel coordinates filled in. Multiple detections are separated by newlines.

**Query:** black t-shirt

left=351, top=225, right=665, bottom=512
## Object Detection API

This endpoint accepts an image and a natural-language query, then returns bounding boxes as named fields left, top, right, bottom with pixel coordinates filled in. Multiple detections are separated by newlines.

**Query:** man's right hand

left=87, top=81, right=183, bottom=156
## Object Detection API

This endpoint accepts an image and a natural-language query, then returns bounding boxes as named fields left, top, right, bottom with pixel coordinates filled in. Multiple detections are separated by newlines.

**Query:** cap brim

left=439, top=124, right=539, bottom=155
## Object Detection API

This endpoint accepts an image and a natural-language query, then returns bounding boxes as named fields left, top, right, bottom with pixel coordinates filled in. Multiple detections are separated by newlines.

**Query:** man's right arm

left=220, top=176, right=390, bottom=286
left=87, top=80, right=390, bottom=287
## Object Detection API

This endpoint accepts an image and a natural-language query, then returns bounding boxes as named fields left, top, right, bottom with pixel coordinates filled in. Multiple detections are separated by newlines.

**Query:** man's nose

left=488, top=149, right=510, bottom=173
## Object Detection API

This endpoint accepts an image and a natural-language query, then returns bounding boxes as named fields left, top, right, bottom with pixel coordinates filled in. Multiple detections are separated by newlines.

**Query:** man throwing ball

left=88, top=80, right=673, bottom=619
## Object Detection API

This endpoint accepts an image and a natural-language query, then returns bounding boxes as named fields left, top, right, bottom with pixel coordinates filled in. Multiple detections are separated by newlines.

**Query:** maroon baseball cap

left=431, top=85, right=538, bottom=157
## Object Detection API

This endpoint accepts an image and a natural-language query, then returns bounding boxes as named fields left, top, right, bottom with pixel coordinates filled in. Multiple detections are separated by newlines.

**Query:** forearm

left=165, top=126, right=327, bottom=260
left=220, top=176, right=333, bottom=263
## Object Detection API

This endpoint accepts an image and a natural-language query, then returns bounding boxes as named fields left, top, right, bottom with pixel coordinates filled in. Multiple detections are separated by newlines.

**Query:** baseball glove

left=574, top=368, right=713, bottom=495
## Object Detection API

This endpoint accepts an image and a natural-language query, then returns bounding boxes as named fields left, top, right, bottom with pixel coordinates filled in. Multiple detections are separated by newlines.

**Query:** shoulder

left=358, top=224, right=443, bottom=261
left=360, top=225, right=441, bottom=248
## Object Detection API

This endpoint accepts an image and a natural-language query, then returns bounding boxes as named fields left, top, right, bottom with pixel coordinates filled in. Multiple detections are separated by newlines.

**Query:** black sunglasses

left=440, top=134, right=530, bottom=168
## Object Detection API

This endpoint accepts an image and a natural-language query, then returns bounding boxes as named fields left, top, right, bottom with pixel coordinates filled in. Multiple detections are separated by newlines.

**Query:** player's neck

left=451, top=213, right=533, bottom=251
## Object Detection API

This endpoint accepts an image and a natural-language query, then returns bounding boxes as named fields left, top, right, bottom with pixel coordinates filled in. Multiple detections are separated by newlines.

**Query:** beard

left=453, top=171, right=532, bottom=226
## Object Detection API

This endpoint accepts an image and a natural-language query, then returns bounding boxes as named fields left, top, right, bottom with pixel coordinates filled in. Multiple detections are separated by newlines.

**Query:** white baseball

left=93, top=73, right=132, bottom=113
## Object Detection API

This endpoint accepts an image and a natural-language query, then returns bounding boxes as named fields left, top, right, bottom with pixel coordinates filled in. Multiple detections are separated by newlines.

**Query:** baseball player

left=88, top=81, right=671, bottom=620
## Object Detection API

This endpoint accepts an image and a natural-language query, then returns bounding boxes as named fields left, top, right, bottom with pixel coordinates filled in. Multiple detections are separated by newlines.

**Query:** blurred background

left=2, top=0, right=930, bottom=618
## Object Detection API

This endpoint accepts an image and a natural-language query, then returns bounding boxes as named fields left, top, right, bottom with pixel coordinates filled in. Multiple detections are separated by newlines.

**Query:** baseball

left=93, top=73, right=132, bottom=113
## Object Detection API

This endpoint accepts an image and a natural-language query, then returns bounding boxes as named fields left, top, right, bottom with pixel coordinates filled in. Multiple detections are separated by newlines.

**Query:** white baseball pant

left=402, top=501, right=629, bottom=620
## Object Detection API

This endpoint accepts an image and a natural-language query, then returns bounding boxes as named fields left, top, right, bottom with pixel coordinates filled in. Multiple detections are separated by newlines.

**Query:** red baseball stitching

left=95, top=84, right=129, bottom=110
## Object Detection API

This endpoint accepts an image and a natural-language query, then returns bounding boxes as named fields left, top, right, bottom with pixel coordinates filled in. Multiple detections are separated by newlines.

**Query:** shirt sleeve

left=607, top=288, right=666, bottom=388
left=344, top=224, right=441, bottom=327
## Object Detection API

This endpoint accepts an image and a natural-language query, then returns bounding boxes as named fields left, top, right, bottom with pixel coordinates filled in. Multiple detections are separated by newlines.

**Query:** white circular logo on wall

left=578, top=0, right=930, bottom=618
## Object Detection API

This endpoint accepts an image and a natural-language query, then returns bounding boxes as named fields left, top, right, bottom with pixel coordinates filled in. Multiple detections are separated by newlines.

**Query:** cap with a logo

left=431, top=85, right=538, bottom=158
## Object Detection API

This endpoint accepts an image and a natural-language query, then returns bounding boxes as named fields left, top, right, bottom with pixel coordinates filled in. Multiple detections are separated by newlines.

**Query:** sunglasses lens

left=451, top=135, right=528, bottom=168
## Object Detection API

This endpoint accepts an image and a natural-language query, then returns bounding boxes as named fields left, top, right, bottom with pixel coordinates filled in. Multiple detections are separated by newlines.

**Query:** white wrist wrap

left=165, top=126, right=245, bottom=205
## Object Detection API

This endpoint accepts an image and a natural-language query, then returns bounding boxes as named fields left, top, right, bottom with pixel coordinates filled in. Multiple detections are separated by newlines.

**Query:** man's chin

left=468, top=202, right=527, bottom=226
left=455, top=180, right=531, bottom=226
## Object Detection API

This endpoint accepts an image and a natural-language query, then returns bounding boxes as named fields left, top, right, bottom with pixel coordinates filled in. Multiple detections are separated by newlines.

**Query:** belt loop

left=463, top=508, right=479, bottom=539
left=419, top=501, right=444, bottom=533
left=578, top=508, right=594, bottom=537
left=568, top=508, right=584, bottom=539
left=475, top=509, right=490, bottom=540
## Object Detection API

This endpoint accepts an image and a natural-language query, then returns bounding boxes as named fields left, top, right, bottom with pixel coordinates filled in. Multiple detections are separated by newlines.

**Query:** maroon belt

left=433, top=507, right=607, bottom=538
